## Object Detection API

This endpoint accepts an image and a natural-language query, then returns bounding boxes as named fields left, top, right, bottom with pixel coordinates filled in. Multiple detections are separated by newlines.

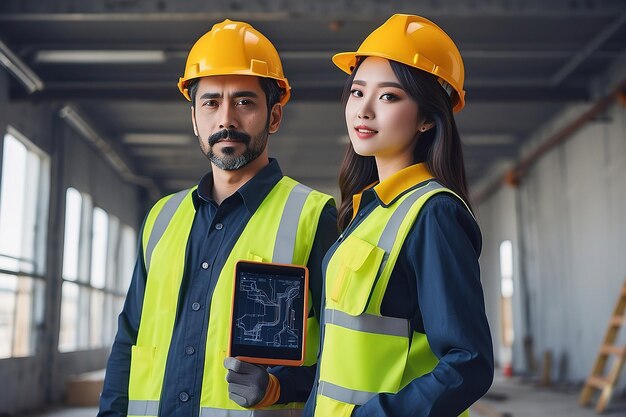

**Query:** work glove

left=223, top=357, right=270, bottom=407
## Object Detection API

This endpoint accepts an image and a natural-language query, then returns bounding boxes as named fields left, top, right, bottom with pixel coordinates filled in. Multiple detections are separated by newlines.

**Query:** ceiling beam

left=1, top=0, right=624, bottom=18
left=0, top=39, right=43, bottom=93
left=549, top=14, right=626, bottom=86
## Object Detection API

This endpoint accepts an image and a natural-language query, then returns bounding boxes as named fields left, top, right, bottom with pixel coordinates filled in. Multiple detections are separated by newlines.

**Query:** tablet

left=228, top=260, right=309, bottom=366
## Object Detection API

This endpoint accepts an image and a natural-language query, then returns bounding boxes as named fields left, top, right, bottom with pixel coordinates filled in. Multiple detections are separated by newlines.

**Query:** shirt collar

left=352, top=163, right=433, bottom=214
left=193, top=158, right=284, bottom=212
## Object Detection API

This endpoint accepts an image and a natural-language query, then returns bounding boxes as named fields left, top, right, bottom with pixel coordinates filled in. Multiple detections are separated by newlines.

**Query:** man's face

left=191, top=75, right=281, bottom=170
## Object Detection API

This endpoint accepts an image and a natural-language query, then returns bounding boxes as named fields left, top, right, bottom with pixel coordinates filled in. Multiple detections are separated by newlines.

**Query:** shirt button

left=179, top=392, right=189, bottom=402
left=185, top=346, right=195, bottom=355
left=191, top=302, right=201, bottom=311
left=215, top=223, right=223, bottom=230
left=201, top=262, right=209, bottom=269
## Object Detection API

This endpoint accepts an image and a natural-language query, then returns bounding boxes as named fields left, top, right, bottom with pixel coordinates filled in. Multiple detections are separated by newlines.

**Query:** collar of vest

left=353, top=163, right=433, bottom=212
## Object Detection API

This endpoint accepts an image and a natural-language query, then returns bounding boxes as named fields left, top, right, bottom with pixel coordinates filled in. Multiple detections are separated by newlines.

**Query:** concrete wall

left=0, top=69, right=143, bottom=414
left=477, top=54, right=626, bottom=388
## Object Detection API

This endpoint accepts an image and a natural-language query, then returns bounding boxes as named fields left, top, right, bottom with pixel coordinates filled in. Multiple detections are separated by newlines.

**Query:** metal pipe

left=474, top=79, right=626, bottom=204
left=58, top=105, right=161, bottom=200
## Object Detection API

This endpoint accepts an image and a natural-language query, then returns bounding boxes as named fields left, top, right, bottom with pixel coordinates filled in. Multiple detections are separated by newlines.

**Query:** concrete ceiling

left=1, top=0, right=625, bottom=197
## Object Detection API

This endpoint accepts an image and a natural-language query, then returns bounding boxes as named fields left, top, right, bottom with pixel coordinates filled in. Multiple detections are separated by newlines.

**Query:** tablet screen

left=229, top=260, right=309, bottom=366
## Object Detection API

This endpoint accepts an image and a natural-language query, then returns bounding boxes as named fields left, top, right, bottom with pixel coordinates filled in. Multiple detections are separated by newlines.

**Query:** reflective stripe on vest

left=376, top=180, right=443, bottom=263
left=128, top=400, right=159, bottom=416
left=145, top=188, right=189, bottom=269
left=324, top=308, right=409, bottom=338
left=128, top=399, right=306, bottom=416
left=200, top=407, right=303, bottom=417
left=318, top=381, right=376, bottom=406
left=273, top=184, right=312, bottom=264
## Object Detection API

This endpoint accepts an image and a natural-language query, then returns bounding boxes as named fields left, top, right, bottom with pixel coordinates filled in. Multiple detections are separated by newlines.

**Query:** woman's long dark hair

left=337, top=58, right=472, bottom=230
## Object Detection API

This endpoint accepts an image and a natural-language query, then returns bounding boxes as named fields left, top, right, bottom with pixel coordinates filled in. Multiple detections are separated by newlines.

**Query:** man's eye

left=237, top=99, right=253, bottom=106
left=203, top=100, right=218, bottom=107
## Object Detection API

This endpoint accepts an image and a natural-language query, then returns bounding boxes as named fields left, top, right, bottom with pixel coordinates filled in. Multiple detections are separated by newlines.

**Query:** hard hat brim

left=332, top=52, right=358, bottom=75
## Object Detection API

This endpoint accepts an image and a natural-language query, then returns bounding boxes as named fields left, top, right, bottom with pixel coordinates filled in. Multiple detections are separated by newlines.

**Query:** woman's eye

left=350, top=89, right=363, bottom=97
left=380, top=93, right=397, bottom=101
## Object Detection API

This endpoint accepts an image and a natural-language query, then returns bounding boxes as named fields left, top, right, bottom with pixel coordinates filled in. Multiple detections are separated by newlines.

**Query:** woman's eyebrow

left=351, top=80, right=403, bottom=89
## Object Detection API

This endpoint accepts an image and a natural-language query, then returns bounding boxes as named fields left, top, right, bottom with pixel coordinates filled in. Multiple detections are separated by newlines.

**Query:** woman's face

left=345, top=57, right=422, bottom=160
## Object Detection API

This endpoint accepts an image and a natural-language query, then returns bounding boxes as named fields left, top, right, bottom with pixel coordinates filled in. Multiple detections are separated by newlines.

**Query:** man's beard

left=204, top=128, right=268, bottom=170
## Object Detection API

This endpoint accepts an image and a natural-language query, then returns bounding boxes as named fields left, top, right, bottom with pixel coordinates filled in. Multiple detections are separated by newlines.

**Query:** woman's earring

left=420, top=126, right=427, bottom=132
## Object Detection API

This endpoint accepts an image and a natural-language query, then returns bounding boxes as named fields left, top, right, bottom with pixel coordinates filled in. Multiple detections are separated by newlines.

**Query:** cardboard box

left=65, top=369, right=105, bottom=406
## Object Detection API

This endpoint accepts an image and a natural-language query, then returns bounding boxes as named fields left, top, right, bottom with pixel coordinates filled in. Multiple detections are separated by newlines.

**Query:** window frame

left=0, top=126, right=50, bottom=359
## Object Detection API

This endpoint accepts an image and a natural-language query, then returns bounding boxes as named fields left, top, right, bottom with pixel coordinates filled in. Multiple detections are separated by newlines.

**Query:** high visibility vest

left=127, top=176, right=333, bottom=417
left=314, top=181, right=471, bottom=417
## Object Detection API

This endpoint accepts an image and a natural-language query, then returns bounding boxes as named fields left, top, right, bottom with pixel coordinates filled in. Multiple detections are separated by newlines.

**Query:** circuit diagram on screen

left=234, top=273, right=302, bottom=348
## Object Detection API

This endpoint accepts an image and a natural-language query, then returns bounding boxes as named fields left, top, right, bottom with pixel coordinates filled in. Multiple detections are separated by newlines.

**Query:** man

left=98, top=19, right=337, bottom=417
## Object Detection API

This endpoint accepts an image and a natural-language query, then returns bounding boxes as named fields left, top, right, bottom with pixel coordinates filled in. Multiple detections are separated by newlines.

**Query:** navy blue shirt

left=98, top=159, right=338, bottom=417
left=304, top=179, right=494, bottom=417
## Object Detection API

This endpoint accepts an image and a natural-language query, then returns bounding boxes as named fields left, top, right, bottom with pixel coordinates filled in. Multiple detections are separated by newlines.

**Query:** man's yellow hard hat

left=333, top=14, right=466, bottom=112
left=178, top=19, right=291, bottom=105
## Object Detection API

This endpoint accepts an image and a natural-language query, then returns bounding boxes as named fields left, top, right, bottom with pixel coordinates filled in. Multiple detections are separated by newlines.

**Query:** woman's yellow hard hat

left=333, top=14, right=466, bottom=112
left=178, top=19, right=291, bottom=105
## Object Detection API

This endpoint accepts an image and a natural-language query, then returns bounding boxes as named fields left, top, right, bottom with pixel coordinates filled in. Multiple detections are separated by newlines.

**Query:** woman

left=304, top=14, right=494, bottom=417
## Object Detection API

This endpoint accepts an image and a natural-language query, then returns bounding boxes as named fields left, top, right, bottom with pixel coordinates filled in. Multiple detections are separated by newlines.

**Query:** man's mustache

left=208, top=129, right=251, bottom=147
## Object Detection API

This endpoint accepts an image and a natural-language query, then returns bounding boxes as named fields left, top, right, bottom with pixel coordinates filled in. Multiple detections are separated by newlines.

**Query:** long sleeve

left=270, top=203, right=338, bottom=404
left=98, top=229, right=148, bottom=417
left=356, top=195, right=494, bottom=417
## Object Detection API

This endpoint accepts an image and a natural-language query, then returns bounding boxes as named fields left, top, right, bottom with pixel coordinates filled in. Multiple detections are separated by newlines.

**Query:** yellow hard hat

left=177, top=19, right=291, bottom=105
left=333, top=14, right=466, bottom=112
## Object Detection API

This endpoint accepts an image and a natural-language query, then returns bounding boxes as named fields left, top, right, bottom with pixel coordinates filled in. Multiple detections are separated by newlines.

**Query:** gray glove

left=223, top=357, right=270, bottom=407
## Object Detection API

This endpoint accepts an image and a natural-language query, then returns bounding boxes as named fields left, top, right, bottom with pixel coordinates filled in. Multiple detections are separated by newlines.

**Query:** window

left=62, top=188, right=82, bottom=281
left=0, top=127, right=50, bottom=358
left=90, top=207, right=108, bottom=290
left=500, top=240, right=514, bottom=298
left=118, top=225, right=136, bottom=292
left=59, top=190, right=136, bottom=352
left=499, top=240, right=515, bottom=374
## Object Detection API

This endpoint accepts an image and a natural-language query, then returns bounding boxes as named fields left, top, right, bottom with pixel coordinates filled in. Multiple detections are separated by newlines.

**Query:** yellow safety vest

left=127, top=176, right=333, bottom=417
left=314, top=181, right=471, bottom=417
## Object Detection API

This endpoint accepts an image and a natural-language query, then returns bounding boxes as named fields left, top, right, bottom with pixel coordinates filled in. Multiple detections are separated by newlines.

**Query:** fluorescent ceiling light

left=123, top=133, right=193, bottom=146
left=0, top=40, right=44, bottom=93
left=35, top=50, right=166, bottom=64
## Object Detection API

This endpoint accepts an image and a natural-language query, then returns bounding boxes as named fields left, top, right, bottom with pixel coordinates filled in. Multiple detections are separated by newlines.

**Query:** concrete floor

left=473, top=375, right=626, bottom=417
left=22, top=376, right=626, bottom=417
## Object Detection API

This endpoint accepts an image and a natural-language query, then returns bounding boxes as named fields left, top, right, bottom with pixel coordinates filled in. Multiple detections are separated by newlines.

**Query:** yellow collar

left=352, top=163, right=434, bottom=215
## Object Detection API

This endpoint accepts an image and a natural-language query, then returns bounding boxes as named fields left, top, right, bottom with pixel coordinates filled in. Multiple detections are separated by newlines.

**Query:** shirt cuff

left=254, top=374, right=280, bottom=408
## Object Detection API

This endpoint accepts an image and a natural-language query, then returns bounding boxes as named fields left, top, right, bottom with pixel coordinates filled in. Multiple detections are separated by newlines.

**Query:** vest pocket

left=247, top=251, right=265, bottom=262
left=129, top=345, right=156, bottom=387
left=326, top=235, right=385, bottom=316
